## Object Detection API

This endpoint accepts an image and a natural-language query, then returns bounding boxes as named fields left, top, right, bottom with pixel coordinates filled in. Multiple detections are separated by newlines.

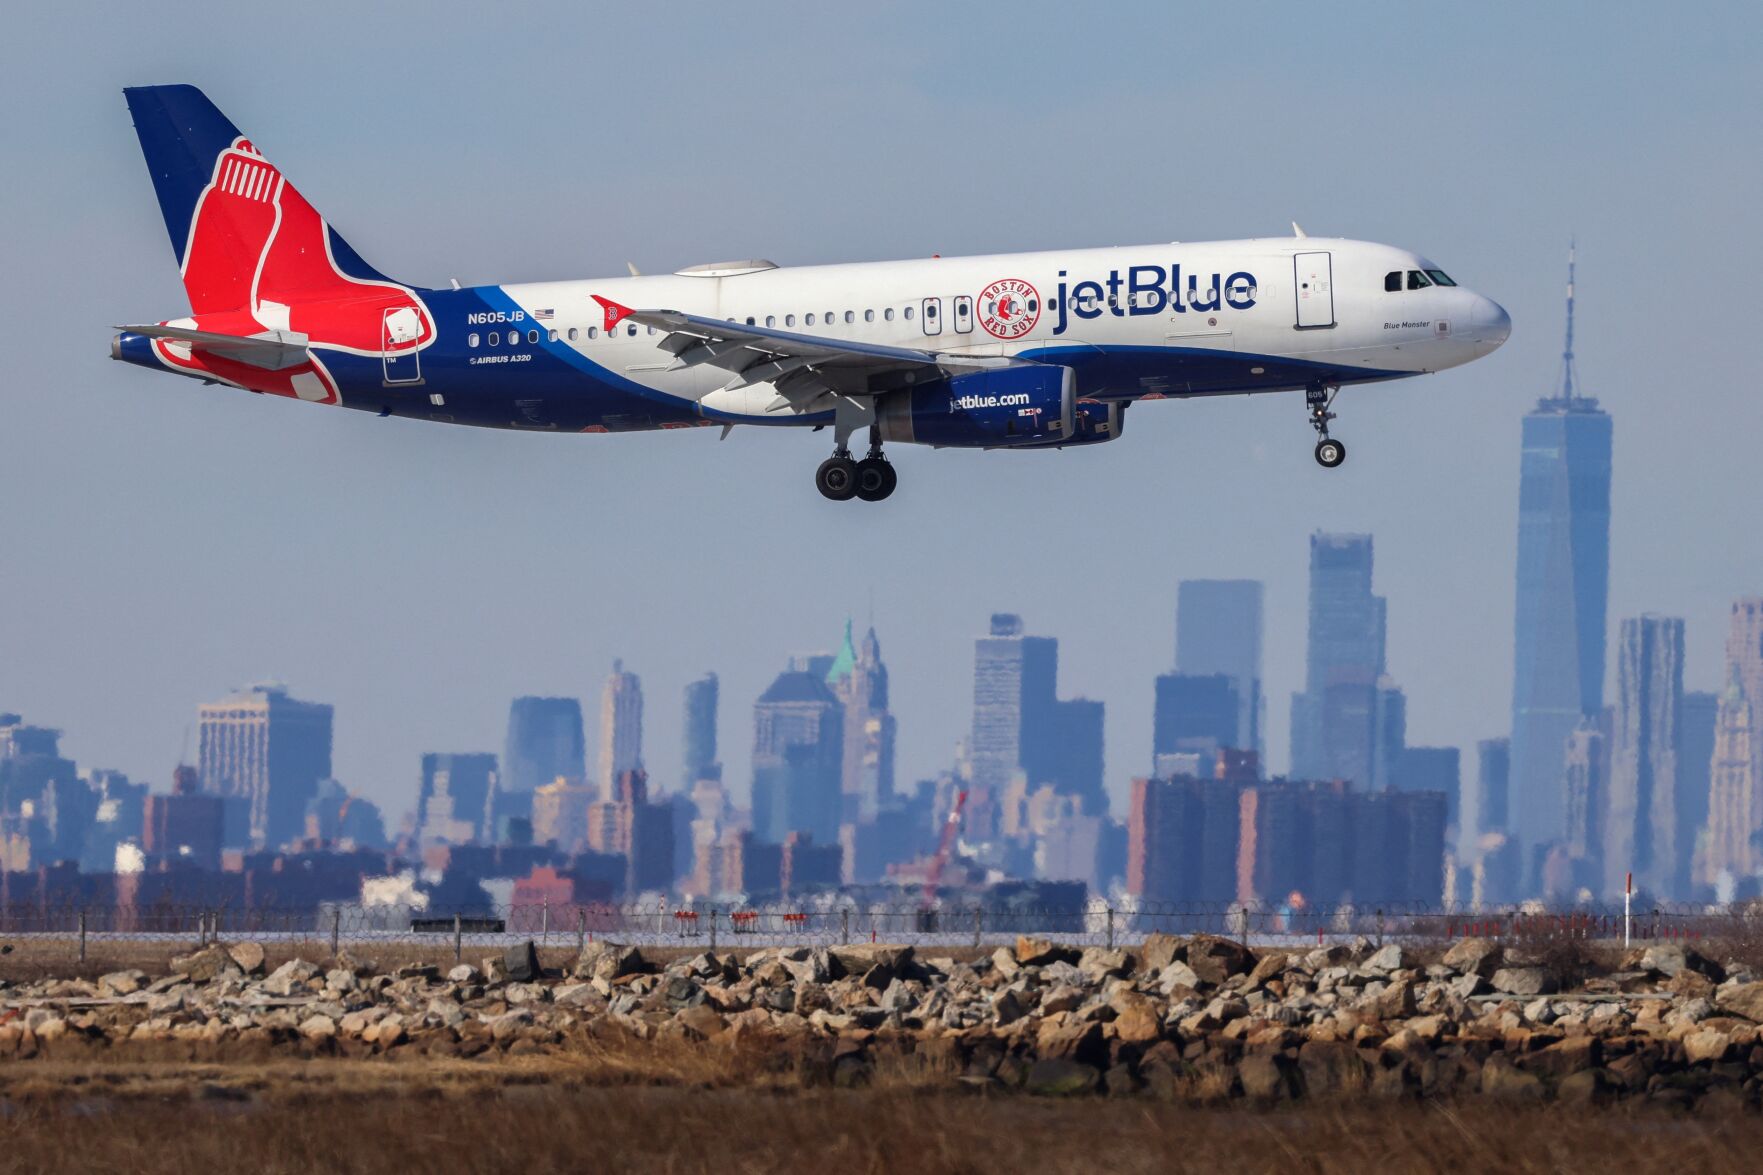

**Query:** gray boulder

left=575, top=940, right=645, bottom=981
left=261, top=959, right=321, bottom=997
left=1441, top=937, right=1503, bottom=977
left=226, top=941, right=268, bottom=976
left=1490, top=966, right=1553, bottom=997
left=504, top=939, right=541, bottom=983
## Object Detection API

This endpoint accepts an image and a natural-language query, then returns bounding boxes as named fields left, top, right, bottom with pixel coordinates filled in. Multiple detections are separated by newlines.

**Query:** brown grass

left=0, top=1083, right=1758, bottom=1174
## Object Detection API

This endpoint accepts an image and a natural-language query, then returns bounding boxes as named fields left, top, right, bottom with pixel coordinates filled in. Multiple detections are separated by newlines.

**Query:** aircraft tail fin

left=123, top=85, right=407, bottom=316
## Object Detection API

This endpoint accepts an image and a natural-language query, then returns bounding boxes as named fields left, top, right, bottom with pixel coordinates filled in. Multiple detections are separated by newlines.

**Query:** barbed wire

left=1, top=898, right=1759, bottom=960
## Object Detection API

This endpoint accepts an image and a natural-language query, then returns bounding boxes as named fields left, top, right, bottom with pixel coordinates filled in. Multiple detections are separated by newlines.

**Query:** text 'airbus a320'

left=113, top=86, right=1511, bottom=501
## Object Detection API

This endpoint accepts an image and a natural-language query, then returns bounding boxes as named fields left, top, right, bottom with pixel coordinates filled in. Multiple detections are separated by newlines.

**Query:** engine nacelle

left=876, top=364, right=1074, bottom=448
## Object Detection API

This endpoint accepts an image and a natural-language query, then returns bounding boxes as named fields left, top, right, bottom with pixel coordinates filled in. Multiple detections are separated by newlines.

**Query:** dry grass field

left=0, top=1077, right=1757, bottom=1174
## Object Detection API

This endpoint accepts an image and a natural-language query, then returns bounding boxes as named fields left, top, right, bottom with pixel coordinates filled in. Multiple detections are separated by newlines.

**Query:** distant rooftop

left=1533, top=394, right=1605, bottom=414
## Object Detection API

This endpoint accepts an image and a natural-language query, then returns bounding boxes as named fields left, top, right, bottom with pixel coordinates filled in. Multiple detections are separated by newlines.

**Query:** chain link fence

left=2, top=899, right=1760, bottom=965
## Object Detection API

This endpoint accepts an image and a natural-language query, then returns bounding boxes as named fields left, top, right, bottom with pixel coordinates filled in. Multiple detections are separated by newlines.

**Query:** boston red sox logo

left=977, top=278, right=1040, bottom=339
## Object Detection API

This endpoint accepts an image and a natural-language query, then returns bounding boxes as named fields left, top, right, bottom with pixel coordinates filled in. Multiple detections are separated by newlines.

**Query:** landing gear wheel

left=1315, top=438, right=1347, bottom=468
left=854, top=457, right=897, bottom=502
left=816, top=454, right=859, bottom=501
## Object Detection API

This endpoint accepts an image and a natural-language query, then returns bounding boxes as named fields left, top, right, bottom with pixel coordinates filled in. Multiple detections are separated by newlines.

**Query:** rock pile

left=3, top=933, right=1763, bottom=1105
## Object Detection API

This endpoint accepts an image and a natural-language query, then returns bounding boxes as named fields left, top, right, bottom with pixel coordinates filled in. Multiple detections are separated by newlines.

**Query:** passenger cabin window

left=864, top=309, right=875, bottom=323
left=527, top=330, right=539, bottom=344
left=1407, top=270, right=1432, bottom=290
left=844, top=311, right=855, bottom=324
left=1384, top=271, right=1402, bottom=292
left=765, top=315, right=776, bottom=327
left=567, top=327, right=578, bottom=342
left=746, top=316, right=756, bottom=326
left=488, top=331, right=499, bottom=345
left=587, top=327, right=598, bottom=339
left=468, top=332, right=481, bottom=347
left=627, top=324, right=637, bottom=336
left=806, top=313, right=816, bottom=325
left=548, top=329, right=558, bottom=342
left=904, top=306, right=914, bottom=320
left=884, top=308, right=894, bottom=321
left=1426, top=270, right=1457, bottom=287
left=785, top=314, right=796, bottom=327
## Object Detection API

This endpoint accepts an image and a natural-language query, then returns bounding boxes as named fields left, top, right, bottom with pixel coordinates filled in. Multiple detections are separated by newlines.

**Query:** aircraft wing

left=592, top=296, right=1024, bottom=403
left=117, top=324, right=313, bottom=371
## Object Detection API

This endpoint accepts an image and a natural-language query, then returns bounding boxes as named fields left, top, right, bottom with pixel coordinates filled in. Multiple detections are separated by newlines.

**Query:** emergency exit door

left=1293, top=251, right=1335, bottom=329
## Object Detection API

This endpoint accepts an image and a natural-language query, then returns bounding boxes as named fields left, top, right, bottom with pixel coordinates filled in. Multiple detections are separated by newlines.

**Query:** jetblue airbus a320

left=113, top=86, right=1511, bottom=501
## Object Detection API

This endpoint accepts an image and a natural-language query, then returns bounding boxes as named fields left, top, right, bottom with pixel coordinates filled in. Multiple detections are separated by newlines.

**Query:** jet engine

left=875, top=364, right=1073, bottom=448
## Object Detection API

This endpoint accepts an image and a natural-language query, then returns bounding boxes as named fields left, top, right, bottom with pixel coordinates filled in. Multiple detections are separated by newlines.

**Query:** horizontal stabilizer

left=117, top=323, right=312, bottom=371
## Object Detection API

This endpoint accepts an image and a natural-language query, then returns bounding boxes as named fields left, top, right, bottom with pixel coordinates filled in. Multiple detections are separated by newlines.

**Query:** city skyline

left=5, top=6, right=1758, bottom=832
left=9, top=583, right=1757, bottom=850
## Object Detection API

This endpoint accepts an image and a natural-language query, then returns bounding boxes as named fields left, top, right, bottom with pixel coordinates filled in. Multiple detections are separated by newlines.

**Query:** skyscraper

left=1606, top=616, right=1683, bottom=898
left=827, top=620, right=897, bottom=823
left=1290, top=533, right=1388, bottom=785
left=197, top=684, right=333, bottom=849
left=1704, top=599, right=1763, bottom=886
left=1152, top=673, right=1240, bottom=762
left=751, top=666, right=844, bottom=845
left=969, top=614, right=1107, bottom=816
left=502, top=697, right=585, bottom=826
left=1176, top=580, right=1264, bottom=759
left=417, top=752, right=497, bottom=845
left=1400, top=746, right=1461, bottom=832
left=1473, top=737, right=1511, bottom=838
left=971, top=614, right=1058, bottom=800
left=1372, top=680, right=1408, bottom=794
left=682, top=672, right=720, bottom=787
left=1509, top=246, right=1612, bottom=853
left=1678, top=690, right=1718, bottom=894
left=597, top=661, right=644, bottom=793
left=1562, top=719, right=1606, bottom=888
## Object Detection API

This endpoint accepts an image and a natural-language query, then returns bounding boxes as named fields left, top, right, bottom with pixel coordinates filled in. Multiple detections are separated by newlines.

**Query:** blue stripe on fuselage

left=1019, top=343, right=1407, bottom=398
left=258, top=294, right=1410, bottom=431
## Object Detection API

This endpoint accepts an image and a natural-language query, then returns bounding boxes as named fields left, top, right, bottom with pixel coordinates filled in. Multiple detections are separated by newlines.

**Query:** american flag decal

left=533, top=308, right=554, bottom=321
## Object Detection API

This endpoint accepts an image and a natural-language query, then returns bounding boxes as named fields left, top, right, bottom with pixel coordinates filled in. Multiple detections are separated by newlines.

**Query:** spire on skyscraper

left=1547, top=240, right=1596, bottom=411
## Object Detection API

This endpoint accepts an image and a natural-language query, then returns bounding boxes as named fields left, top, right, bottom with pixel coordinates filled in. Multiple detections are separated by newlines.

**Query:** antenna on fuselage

left=1291, top=221, right=1307, bottom=238
left=627, top=262, right=641, bottom=277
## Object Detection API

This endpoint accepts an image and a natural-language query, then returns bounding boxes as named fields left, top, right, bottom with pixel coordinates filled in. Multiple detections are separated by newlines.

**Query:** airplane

left=112, top=85, right=1511, bottom=502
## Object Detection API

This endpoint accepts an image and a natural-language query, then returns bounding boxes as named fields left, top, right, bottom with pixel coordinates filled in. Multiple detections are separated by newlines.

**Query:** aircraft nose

left=1472, top=295, right=1511, bottom=351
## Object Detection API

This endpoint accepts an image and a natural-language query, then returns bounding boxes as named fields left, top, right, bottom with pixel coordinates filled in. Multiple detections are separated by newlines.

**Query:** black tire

left=1315, top=438, right=1346, bottom=469
left=816, top=455, right=859, bottom=501
left=854, top=457, right=897, bottom=502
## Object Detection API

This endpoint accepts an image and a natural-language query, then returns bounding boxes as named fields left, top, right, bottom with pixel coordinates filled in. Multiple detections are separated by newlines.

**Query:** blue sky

left=1, top=1, right=1758, bottom=822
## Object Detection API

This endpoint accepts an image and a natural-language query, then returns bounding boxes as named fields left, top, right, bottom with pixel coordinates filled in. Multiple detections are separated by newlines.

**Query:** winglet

left=592, top=295, right=634, bottom=333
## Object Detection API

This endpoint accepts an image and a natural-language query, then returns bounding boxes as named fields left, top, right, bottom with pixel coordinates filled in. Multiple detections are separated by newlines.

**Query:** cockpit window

left=1384, top=271, right=1402, bottom=293
left=1425, top=269, right=1457, bottom=287
left=1407, top=270, right=1432, bottom=290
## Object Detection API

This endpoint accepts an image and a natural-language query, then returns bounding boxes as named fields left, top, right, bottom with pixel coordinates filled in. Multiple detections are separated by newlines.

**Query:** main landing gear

left=1307, top=382, right=1347, bottom=469
left=816, top=438, right=897, bottom=502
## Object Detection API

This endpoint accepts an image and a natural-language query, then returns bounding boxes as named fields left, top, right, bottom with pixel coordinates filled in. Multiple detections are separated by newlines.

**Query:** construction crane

left=921, top=789, right=967, bottom=911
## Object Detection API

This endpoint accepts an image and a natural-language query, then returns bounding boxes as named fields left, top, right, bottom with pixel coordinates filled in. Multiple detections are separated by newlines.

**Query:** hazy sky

left=2, top=1, right=1759, bottom=825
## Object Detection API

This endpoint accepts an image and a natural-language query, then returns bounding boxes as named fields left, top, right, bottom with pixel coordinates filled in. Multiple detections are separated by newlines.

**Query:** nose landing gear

left=1307, top=383, right=1347, bottom=468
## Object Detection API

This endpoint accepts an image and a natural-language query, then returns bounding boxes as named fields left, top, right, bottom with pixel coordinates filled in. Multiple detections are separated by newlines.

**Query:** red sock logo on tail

left=163, top=137, right=434, bottom=403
